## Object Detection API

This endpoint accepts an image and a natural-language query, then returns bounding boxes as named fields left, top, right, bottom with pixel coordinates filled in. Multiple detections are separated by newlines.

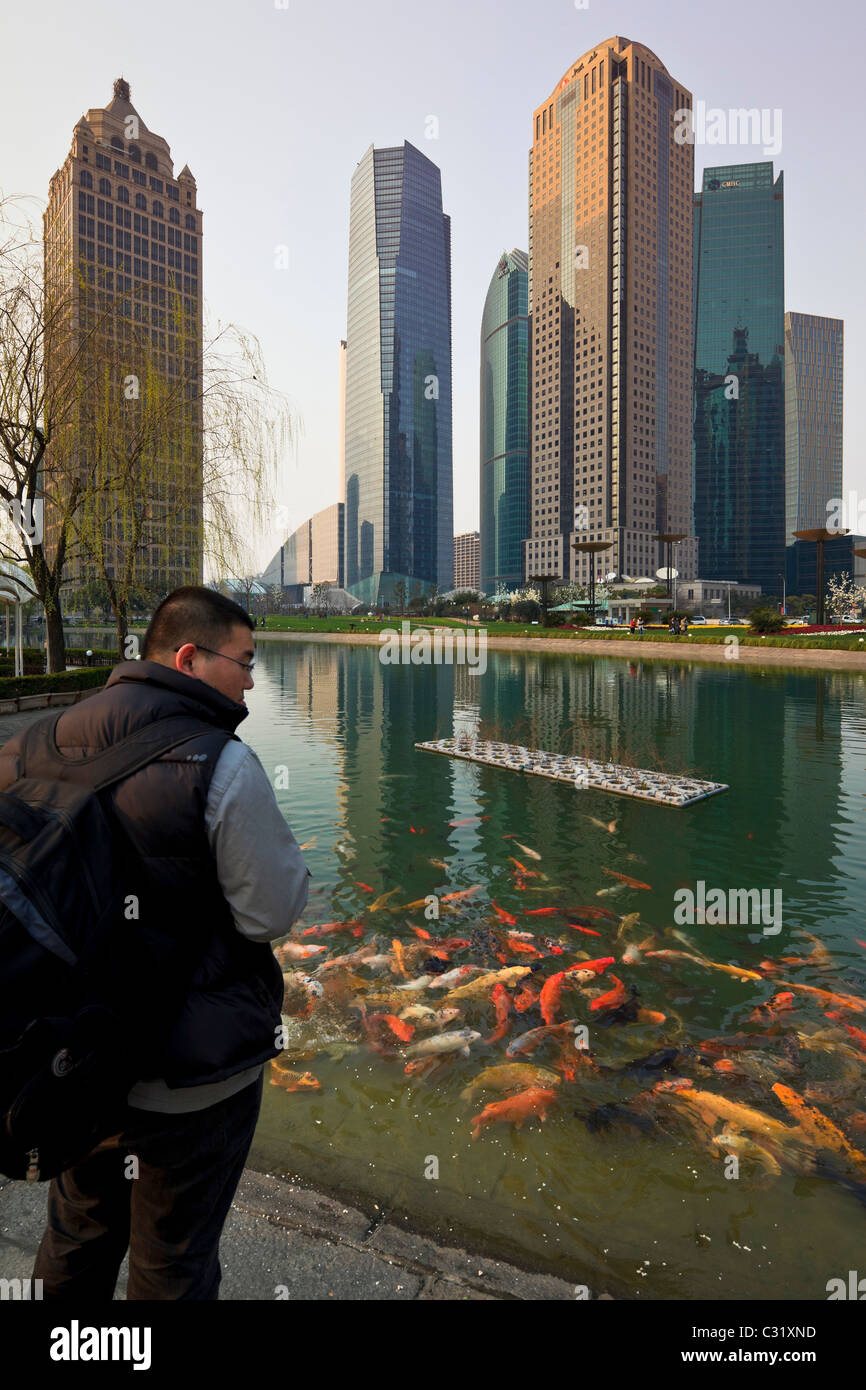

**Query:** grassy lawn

left=259, top=616, right=866, bottom=652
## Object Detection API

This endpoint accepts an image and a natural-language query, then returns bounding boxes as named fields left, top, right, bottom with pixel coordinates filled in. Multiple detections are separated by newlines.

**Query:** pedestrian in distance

left=0, top=586, right=310, bottom=1300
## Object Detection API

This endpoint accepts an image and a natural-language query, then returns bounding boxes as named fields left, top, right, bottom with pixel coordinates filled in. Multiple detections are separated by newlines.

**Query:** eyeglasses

left=175, top=644, right=255, bottom=673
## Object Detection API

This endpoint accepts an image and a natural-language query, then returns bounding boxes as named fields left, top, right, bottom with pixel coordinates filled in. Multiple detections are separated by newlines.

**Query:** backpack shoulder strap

left=18, top=712, right=237, bottom=793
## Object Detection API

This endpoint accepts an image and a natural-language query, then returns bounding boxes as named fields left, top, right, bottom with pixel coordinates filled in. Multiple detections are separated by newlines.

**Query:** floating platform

left=415, top=737, right=728, bottom=808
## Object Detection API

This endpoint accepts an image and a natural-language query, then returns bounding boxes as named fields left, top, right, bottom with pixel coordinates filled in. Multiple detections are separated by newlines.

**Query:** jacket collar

left=106, top=659, right=250, bottom=734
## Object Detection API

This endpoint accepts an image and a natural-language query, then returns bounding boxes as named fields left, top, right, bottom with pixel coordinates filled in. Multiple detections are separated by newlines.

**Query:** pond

left=231, top=640, right=866, bottom=1300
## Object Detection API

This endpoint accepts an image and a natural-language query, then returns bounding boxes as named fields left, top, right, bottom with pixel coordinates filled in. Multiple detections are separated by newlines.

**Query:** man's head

left=143, top=586, right=256, bottom=705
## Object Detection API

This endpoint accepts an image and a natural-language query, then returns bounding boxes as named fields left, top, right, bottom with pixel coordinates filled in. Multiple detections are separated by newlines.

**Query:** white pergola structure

left=0, top=564, right=32, bottom=678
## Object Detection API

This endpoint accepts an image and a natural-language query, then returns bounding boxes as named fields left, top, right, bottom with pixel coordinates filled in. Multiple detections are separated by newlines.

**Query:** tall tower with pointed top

left=43, top=78, right=203, bottom=597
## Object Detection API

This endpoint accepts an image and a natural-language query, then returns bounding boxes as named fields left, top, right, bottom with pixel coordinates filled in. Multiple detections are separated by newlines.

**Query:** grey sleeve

left=204, top=739, right=310, bottom=943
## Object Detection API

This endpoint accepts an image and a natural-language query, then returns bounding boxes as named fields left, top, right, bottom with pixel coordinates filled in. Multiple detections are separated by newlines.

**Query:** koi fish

left=405, top=1028, right=482, bottom=1058
left=409, top=825, right=425, bottom=834
left=269, top=1065, right=321, bottom=1093
left=585, top=817, right=617, bottom=833
left=274, top=941, right=328, bottom=962
left=409, top=925, right=433, bottom=940
left=506, top=1021, right=578, bottom=1057
left=390, top=939, right=409, bottom=978
left=567, top=905, right=619, bottom=921
left=427, top=965, right=485, bottom=990
left=656, top=1086, right=793, bottom=1140
left=299, top=839, right=316, bottom=851
left=513, top=841, right=542, bottom=861
left=590, top=974, right=627, bottom=1013
left=513, top=980, right=541, bottom=1013
left=509, top=857, right=539, bottom=878
left=460, top=1063, right=561, bottom=1103
left=565, top=956, right=615, bottom=979
left=771, top=1083, right=866, bottom=1168
left=636, top=1009, right=667, bottom=1026
left=301, top=921, right=365, bottom=937
left=645, top=950, right=764, bottom=982
left=368, top=888, right=401, bottom=912
left=596, top=886, right=628, bottom=899
left=487, top=983, right=512, bottom=1043
left=567, top=923, right=603, bottom=937
left=749, top=991, right=795, bottom=1021
left=363, top=1012, right=415, bottom=1045
left=503, top=937, right=545, bottom=958
left=471, top=1086, right=559, bottom=1140
left=491, top=901, right=518, bottom=925
left=825, top=1012, right=866, bottom=1053
left=443, top=967, right=531, bottom=1003
left=540, top=971, right=570, bottom=1026
left=711, top=1131, right=782, bottom=1177
left=429, top=858, right=450, bottom=871
left=615, top=912, right=642, bottom=941
left=602, top=868, right=652, bottom=891
left=441, top=886, right=483, bottom=903
left=523, top=907, right=560, bottom=917
left=355, top=882, right=374, bottom=893
left=778, top=979, right=866, bottom=1015
left=395, top=974, right=437, bottom=992
left=449, top=816, right=482, bottom=827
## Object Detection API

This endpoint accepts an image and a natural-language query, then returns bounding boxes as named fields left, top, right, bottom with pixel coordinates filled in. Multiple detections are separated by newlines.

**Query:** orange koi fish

left=269, top=1066, right=321, bottom=1093
left=771, top=1083, right=866, bottom=1168
left=355, top=882, right=374, bottom=892
left=567, top=923, right=603, bottom=937
left=589, top=974, right=627, bottom=1013
left=509, top=857, right=539, bottom=878
left=602, top=868, right=652, bottom=891
left=301, top=921, right=365, bottom=938
left=410, top=925, right=433, bottom=940
left=274, top=941, right=328, bottom=963
left=826, top=1012, right=866, bottom=1053
left=391, top=939, right=408, bottom=978
left=503, top=937, right=545, bottom=958
left=471, top=1086, right=558, bottom=1140
left=487, top=983, right=512, bottom=1043
left=540, top=970, right=570, bottom=1026
left=491, top=900, right=518, bottom=926
left=513, top=980, right=542, bottom=1013
left=567, top=905, right=619, bottom=921
left=777, top=979, right=866, bottom=1015
left=440, top=886, right=483, bottom=903
left=565, top=956, right=615, bottom=978
left=523, top=907, right=560, bottom=917
left=749, top=991, right=795, bottom=1022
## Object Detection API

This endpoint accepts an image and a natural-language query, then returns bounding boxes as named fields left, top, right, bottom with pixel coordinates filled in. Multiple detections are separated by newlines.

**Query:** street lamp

left=794, top=528, right=849, bottom=625
left=571, top=542, right=613, bottom=623
left=654, top=532, right=687, bottom=608
left=778, top=572, right=786, bottom=617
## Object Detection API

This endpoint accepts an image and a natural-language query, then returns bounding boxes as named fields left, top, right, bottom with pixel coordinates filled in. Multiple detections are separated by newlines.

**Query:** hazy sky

left=2, top=0, right=862, bottom=569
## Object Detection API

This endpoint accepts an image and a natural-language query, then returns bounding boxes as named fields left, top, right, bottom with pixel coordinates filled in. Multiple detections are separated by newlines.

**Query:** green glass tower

left=693, top=163, right=785, bottom=596
left=480, top=249, right=530, bottom=595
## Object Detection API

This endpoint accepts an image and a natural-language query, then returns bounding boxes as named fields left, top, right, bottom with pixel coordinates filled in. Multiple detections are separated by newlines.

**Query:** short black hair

left=142, top=586, right=254, bottom=660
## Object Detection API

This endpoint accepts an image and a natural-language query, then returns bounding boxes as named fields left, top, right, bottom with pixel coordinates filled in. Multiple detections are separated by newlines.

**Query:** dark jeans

left=32, top=1071, right=263, bottom=1301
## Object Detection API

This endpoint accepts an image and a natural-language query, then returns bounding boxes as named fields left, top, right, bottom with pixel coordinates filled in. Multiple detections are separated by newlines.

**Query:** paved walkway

left=0, top=1168, right=575, bottom=1300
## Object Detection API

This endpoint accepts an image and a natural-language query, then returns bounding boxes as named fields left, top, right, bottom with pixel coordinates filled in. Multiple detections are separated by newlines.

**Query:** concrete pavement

left=0, top=1168, right=576, bottom=1300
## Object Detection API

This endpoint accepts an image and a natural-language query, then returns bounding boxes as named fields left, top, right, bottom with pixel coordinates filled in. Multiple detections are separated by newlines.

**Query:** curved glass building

left=480, top=249, right=530, bottom=594
left=344, top=142, right=453, bottom=606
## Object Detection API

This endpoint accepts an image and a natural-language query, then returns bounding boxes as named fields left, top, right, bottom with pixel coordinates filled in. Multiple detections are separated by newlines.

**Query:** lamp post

left=794, top=528, right=849, bottom=625
left=527, top=574, right=561, bottom=628
left=653, top=531, right=687, bottom=608
left=571, top=541, right=613, bottom=623
left=778, top=573, right=786, bottom=616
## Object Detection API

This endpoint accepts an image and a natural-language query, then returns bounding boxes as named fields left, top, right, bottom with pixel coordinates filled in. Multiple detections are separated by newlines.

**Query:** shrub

left=748, top=607, right=784, bottom=634
left=0, top=668, right=112, bottom=699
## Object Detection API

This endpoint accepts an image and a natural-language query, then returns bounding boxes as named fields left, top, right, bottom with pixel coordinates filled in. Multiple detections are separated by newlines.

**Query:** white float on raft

left=414, top=736, right=728, bottom=808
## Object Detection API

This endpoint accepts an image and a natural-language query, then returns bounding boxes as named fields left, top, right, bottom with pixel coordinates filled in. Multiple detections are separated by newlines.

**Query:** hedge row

left=0, top=668, right=113, bottom=699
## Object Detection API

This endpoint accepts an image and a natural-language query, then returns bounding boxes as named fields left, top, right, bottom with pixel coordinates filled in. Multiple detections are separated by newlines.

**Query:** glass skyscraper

left=693, top=163, right=786, bottom=595
left=344, top=142, right=453, bottom=605
left=784, top=312, right=843, bottom=544
left=480, top=249, right=529, bottom=594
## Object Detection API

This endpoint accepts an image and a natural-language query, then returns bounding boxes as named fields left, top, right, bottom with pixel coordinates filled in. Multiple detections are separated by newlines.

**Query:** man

left=0, top=586, right=309, bottom=1299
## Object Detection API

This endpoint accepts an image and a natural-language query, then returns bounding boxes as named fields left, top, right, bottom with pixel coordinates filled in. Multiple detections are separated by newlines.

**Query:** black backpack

left=0, top=710, right=232, bottom=1182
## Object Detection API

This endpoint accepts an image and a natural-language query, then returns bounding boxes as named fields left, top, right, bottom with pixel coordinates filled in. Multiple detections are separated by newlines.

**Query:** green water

left=153, top=639, right=866, bottom=1295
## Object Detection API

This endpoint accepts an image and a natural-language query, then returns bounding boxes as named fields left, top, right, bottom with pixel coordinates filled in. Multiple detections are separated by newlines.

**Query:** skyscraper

left=453, top=531, right=480, bottom=591
left=784, top=312, right=843, bottom=543
left=526, top=37, right=697, bottom=591
left=480, top=249, right=530, bottom=595
left=693, top=163, right=786, bottom=595
left=344, top=142, right=453, bottom=606
left=43, top=78, right=203, bottom=595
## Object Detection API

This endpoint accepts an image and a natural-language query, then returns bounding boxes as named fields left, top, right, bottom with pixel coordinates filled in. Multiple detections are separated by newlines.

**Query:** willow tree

left=0, top=198, right=97, bottom=670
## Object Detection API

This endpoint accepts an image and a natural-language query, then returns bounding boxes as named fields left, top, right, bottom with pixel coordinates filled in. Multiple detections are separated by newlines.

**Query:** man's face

left=170, top=623, right=256, bottom=704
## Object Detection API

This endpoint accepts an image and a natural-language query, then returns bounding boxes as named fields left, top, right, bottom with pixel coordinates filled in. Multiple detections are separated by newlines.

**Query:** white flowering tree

left=826, top=574, right=866, bottom=621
